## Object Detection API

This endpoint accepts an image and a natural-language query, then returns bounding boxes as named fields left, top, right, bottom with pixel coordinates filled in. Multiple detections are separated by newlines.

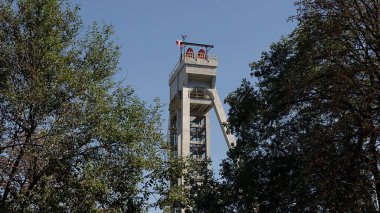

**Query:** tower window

left=197, top=49, right=206, bottom=60
left=190, top=143, right=206, bottom=159
left=190, top=115, right=205, bottom=126
left=185, top=48, right=194, bottom=59
left=190, top=116, right=206, bottom=143
left=190, top=127, right=206, bottom=142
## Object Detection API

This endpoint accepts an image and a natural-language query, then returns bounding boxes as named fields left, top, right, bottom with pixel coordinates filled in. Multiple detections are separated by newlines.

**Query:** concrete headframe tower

left=168, top=40, right=235, bottom=164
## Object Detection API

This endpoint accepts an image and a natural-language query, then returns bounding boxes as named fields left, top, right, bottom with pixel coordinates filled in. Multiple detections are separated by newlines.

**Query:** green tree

left=0, top=0, right=164, bottom=212
left=208, top=0, right=380, bottom=212
left=152, top=156, right=216, bottom=212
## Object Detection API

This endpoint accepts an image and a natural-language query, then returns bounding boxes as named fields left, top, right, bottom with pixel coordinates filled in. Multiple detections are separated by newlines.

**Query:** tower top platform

left=169, top=55, right=218, bottom=85
left=169, top=40, right=217, bottom=85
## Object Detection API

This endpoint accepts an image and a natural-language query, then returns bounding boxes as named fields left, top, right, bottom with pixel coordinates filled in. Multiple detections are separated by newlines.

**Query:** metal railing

left=207, top=54, right=218, bottom=60
left=169, top=60, right=181, bottom=83
left=188, top=88, right=212, bottom=100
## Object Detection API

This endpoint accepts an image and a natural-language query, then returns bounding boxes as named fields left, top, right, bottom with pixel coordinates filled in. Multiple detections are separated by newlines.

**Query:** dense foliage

left=189, top=0, right=380, bottom=212
left=0, top=0, right=164, bottom=212
left=2, top=0, right=379, bottom=212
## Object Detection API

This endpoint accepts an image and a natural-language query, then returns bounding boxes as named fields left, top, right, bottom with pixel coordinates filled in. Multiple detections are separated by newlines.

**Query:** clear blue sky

left=73, top=0, right=297, bottom=209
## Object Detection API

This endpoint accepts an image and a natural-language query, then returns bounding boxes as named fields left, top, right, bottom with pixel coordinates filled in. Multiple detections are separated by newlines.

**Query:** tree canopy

left=0, top=0, right=164, bottom=212
left=188, top=0, right=380, bottom=212
left=2, top=0, right=380, bottom=212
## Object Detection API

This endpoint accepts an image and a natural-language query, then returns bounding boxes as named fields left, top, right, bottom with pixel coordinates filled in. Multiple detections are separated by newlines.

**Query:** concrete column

left=181, top=87, right=190, bottom=157
left=210, top=88, right=236, bottom=148
left=205, top=111, right=211, bottom=159
left=176, top=110, right=181, bottom=156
